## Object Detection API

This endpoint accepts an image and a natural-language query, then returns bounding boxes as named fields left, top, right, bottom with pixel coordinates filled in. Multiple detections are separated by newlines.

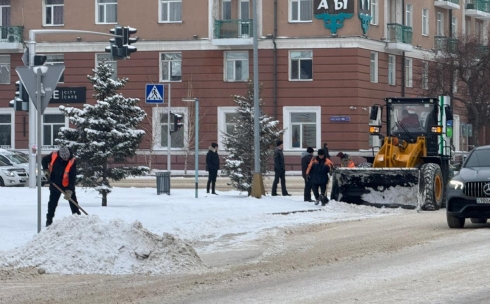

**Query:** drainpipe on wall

left=401, top=0, right=405, bottom=97
left=273, top=0, right=278, bottom=120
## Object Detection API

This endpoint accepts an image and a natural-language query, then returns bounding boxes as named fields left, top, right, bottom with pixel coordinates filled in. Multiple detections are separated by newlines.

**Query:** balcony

left=465, top=1, right=490, bottom=20
left=434, top=0, right=460, bottom=9
left=385, top=23, right=413, bottom=52
left=212, top=19, right=253, bottom=46
left=0, top=26, right=23, bottom=49
left=434, top=36, right=459, bottom=53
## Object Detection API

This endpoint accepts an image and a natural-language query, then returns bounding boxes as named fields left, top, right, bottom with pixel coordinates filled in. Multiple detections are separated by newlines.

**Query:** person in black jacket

left=41, top=146, right=80, bottom=227
left=322, top=142, right=331, bottom=159
left=305, top=149, right=331, bottom=206
left=301, top=147, right=315, bottom=202
left=206, top=142, right=220, bottom=195
left=271, top=140, right=291, bottom=196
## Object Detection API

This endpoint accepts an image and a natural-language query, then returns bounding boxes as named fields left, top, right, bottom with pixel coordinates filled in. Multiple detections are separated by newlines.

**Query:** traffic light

left=105, top=26, right=124, bottom=60
left=122, top=26, right=138, bottom=58
left=170, top=112, right=183, bottom=133
left=9, top=80, right=29, bottom=111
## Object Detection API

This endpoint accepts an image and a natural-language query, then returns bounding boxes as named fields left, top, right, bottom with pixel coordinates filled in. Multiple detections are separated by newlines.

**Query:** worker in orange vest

left=336, top=152, right=355, bottom=168
left=42, top=146, right=81, bottom=227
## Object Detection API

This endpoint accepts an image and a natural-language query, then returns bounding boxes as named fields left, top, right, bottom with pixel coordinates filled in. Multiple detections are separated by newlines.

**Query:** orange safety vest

left=346, top=160, right=355, bottom=168
left=49, top=151, right=76, bottom=187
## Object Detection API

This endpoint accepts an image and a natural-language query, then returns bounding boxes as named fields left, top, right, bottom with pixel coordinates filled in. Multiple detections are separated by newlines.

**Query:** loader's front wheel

left=419, top=163, right=444, bottom=211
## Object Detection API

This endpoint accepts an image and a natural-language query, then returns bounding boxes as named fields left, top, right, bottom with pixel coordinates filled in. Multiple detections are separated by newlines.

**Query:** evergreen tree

left=222, top=80, right=285, bottom=195
left=56, top=60, right=149, bottom=206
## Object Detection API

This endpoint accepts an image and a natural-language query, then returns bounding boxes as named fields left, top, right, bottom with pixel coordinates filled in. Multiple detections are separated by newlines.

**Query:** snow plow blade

left=330, top=167, right=419, bottom=209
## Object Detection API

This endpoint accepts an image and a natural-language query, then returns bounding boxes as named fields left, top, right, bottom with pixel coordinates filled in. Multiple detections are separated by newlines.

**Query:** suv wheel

left=447, top=214, right=465, bottom=228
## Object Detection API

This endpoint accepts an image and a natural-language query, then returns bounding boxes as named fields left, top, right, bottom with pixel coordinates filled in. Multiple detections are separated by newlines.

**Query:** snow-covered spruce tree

left=56, top=60, right=149, bottom=206
left=222, top=80, right=285, bottom=195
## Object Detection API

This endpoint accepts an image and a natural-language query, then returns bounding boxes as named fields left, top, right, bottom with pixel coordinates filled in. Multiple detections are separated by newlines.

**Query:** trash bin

left=156, top=171, right=171, bottom=195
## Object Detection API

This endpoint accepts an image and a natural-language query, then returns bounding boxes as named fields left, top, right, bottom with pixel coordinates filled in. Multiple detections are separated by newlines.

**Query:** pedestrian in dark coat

left=306, top=149, right=331, bottom=206
left=322, top=142, right=331, bottom=159
left=41, top=146, right=81, bottom=227
left=301, top=147, right=315, bottom=202
left=206, top=142, right=220, bottom=195
left=271, top=140, right=290, bottom=196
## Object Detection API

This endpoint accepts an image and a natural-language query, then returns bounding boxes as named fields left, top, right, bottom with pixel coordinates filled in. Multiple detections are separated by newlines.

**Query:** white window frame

left=0, top=109, right=14, bottom=149
left=283, top=106, right=321, bottom=150
left=0, top=55, right=10, bottom=84
left=422, top=61, right=428, bottom=90
left=405, top=58, right=413, bottom=88
left=289, top=0, right=313, bottom=22
left=158, top=0, right=182, bottom=23
left=96, top=0, right=117, bottom=24
left=160, top=52, right=182, bottom=82
left=370, top=52, right=378, bottom=83
left=466, top=19, right=470, bottom=36
left=224, top=51, right=249, bottom=82
left=41, top=107, right=69, bottom=150
left=422, top=9, right=428, bottom=36
left=437, top=12, right=444, bottom=36
left=388, top=55, right=396, bottom=86
left=43, top=0, right=64, bottom=26
left=218, top=107, right=239, bottom=149
left=451, top=16, right=457, bottom=38
left=370, top=0, right=378, bottom=25
left=45, top=54, right=64, bottom=83
left=405, top=4, right=413, bottom=27
left=222, top=0, right=231, bottom=19
left=152, top=106, right=188, bottom=150
left=289, top=50, right=313, bottom=81
left=96, top=53, right=117, bottom=80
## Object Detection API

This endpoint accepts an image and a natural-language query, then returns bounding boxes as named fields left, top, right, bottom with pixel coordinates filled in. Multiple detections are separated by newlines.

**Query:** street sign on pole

left=16, top=65, right=65, bottom=114
left=145, top=84, right=164, bottom=104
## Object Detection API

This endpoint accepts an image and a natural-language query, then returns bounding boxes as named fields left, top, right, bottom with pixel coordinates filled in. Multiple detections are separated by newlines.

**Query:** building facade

left=0, top=0, right=487, bottom=171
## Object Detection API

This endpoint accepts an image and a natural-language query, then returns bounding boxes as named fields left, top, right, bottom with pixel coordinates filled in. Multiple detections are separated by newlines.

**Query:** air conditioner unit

left=7, top=34, right=15, bottom=42
left=6, top=27, right=15, bottom=42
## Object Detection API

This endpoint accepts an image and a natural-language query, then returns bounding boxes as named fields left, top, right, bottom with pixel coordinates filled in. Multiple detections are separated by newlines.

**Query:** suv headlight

left=1, top=169, right=15, bottom=177
left=449, top=180, right=464, bottom=190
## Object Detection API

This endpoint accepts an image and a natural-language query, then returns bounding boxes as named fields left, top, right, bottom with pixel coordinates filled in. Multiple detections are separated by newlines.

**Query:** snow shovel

left=51, top=182, right=88, bottom=215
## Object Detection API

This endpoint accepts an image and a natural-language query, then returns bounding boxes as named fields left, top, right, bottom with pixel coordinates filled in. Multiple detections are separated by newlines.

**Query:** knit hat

left=306, top=147, right=314, bottom=153
left=59, top=146, right=70, bottom=160
left=276, top=140, right=283, bottom=147
left=211, top=142, right=218, bottom=148
left=318, top=149, right=325, bottom=156
left=336, top=152, right=345, bottom=159
left=323, top=142, right=328, bottom=147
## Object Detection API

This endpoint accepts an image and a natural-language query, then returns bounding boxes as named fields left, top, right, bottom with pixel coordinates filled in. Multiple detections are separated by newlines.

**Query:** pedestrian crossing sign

left=145, top=84, right=164, bottom=104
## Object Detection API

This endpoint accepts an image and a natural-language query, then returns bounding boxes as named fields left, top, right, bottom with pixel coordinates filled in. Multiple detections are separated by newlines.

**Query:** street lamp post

left=182, top=98, right=199, bottom=198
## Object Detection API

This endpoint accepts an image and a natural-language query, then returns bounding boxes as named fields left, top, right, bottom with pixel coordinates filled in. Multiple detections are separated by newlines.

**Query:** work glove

left=44, top=169, right=50, bottom=179
left=64, top=190, right=73, bottom=201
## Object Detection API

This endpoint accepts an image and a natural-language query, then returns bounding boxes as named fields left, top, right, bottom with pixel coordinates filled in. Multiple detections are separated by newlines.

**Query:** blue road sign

left=145, top=84, right=164, bottom=104
left=330, top=116, right=351, bottom=122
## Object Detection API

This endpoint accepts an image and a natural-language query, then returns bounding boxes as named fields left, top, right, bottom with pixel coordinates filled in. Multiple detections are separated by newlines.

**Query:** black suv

left=446, top=145, right=490, bottom=228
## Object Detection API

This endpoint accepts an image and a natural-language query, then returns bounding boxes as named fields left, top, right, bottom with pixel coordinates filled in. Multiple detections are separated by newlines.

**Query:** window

left=283, top=107, right=321, bottom=149
left=96, top=53, right=117, bottom=80
left=405, top=4, right=413, bottom=27
left=159, top=0, right=181, bottom=22
left=405, top=58, right=413, bottom=87
left=465, top=19, right=470, bottom=36
left=0, top=1, right=10, bottom=41
left=0, top=111, right=12, bottom=149
left=42, top=108, right=67, bottom=149
left=437, top=12, right=444, bottom=36
left=240, top=0, right=250, bottom=19
left=0, top=55, right=9, bottom=84
left=388, top=55, right=396, bottom=86
left=370, top=0, right=378, bottom=25
left=152, top=107, right=188, bottom=149
left=96, top=0, right=117, bottom=24
left=222, top=0, right=231, bottom=19
left=476, top=21, right=482, bottom=42
left=422, top=9, right=428, bottom=36
left=45, top=54, right=64, bottom=83
left=289, top=50, right=312, bottom=80
left=370, top=52, right=378, bottom=83
left=290, top=0, right=313, bottom=22
left=218, top=107, right=239, bottom=148
left=225, top=51, right=249, bottom=82
left=44, top=0, right=64, bottom=26
left=160, top=52, right=182, bottom=82
left=422, top=61, right=428, bottom=90
left=451, top=17, right=457, bottom=38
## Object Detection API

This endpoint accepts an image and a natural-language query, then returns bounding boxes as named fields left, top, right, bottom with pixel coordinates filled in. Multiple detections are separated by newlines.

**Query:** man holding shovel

left=42, top=146, right=82, bottom=227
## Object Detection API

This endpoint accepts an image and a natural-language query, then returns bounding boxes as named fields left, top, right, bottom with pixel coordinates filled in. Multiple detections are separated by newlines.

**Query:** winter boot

left=320, top=195, right=329, bottom=206
left=46, top=217, right=53, bottom=227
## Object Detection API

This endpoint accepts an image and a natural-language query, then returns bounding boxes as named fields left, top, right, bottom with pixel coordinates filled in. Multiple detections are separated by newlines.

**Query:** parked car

left=0, top=158, right=28, bottom=187
left=0, top=149, right=48, bottom=186
left=446, top=145, right=490, bottom=228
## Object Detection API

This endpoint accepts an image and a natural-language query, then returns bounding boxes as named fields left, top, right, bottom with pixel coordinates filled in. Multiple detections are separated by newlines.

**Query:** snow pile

left=0, top=215, right=207, bottom=275
left=361, top=185, right=418, bottom=207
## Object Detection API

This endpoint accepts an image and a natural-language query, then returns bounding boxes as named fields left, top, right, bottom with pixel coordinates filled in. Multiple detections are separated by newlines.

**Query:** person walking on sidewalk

left=301, top=147, right=315, bottom=202
left=322, top=142, right=331, bottom=159
left=206, top=142, right=220, bottom=195
left=306, top=149, right=331, bottom=206
left=271, top=140, right=291, bottom=196
left=42, top=146, right=81, bottom=227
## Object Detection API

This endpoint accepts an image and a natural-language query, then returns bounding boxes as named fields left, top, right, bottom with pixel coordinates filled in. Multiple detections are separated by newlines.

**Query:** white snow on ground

left=362, top=185, right=418, bottom=208
left=0, top=186, right=411, bottom=275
